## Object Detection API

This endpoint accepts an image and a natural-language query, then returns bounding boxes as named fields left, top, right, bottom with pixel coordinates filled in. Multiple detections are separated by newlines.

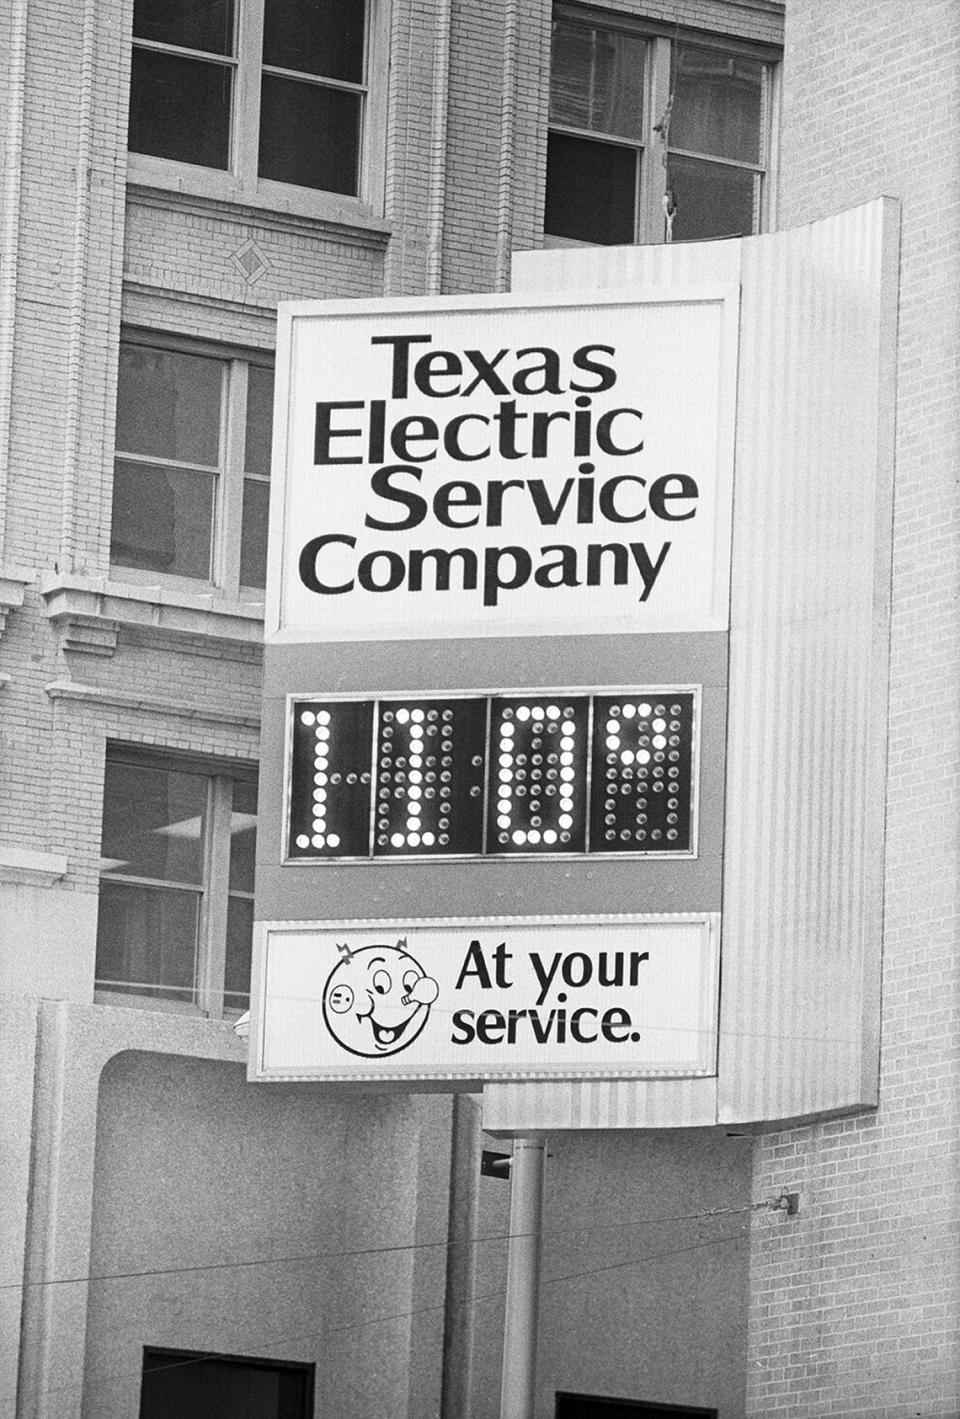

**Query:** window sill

left=41, top=571, right=265, bottom=655
left=0, top=564, right=34, bottom=642
left=93, top=989, right=249, bottom=1023
left=0, top=845, right=68, bottom=886
left=127, top=158, right=392, bottom=247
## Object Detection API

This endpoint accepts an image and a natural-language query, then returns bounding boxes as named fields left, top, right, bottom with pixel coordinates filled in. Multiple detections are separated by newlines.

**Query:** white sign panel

left=268, top=290, right=738, bottom=642
left=252, top=915, right=719, bottom=1081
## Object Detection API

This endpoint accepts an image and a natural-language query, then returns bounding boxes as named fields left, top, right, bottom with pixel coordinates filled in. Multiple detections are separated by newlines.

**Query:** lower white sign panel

left=252, top=915, right=719, bottom=1082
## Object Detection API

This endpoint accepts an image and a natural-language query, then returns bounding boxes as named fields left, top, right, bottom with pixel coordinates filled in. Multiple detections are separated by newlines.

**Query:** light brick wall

left=0, top=0, right=408, bottom=925
left=747, top=3, right=960, bottom=1414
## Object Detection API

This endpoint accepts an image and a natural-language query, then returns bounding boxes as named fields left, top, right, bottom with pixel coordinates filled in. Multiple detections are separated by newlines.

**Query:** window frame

left=95, top=746, right=258, bottom=1018
left=111, top=330, right=273, bottom=601
left=545, top=5, right=780, bottom=246
left=126, top=0, right=389, bottom=224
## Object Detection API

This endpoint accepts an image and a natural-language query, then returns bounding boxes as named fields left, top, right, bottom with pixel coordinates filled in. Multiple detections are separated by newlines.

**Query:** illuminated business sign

left=252, top=915, right=720, bottom=1082
left=254, top=202, right=896, bottom=1121
left=268, top=289, right=738, bottom=642
left=285, top=688, right=698, bottom=860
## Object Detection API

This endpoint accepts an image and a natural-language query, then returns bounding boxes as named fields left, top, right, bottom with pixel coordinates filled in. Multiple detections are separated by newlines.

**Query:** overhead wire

left=0, top=1195, right=785, bottom=1294
left=63, top=978, right=878, bottom=1051
left=0, top=1223, right=753, bottom=1411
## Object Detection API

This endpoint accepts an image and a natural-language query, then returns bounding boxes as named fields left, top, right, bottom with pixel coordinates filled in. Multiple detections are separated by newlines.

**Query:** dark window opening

left=140, top=1348, right=313, bottom=1419
left=557, top=1394, right=717, bottom=1419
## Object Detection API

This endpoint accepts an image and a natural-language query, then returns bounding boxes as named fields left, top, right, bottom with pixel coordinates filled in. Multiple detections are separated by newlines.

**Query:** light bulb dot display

left=287, top=691, right=696, bottom=859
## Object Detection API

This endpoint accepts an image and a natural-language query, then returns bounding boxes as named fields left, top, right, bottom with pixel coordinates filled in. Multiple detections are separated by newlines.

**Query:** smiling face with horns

left=321, top=938, right=439, bottom=1058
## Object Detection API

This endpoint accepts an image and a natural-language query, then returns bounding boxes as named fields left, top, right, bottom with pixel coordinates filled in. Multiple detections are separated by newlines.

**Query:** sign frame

left=279, top=683, right=704, bottom=866
left=249, top=912, right=721, bottom=1085
left=265, top=286, right=740, bottom=643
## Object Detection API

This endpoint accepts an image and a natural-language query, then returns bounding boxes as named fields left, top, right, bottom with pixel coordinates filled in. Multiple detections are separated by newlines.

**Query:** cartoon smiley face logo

left=322, top=937, right=439, bottom=1058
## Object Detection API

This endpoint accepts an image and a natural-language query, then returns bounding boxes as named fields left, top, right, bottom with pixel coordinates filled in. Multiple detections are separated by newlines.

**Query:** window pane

left=262, top=0, right=365, bottom=83
left=670, top=45, right=763, bottom=164
left=550, top=21, right=645, bottom=140
left=229, top=779, right=258, bottom=893
left=668, top=153, right=758, bottom=240
left=240, top=478, right=270, bottom=589
left=111, top=459, right=215, bottom=579
left=116, top=347, right=223, bottom=466
left=101, top=759, right=207, bottom=884
left=96, top=880, right=200, bottom=1003
left=224, top=897, right=253, bottom=1011
left=244, top=365, right=275, bottom=476
left=544, top=132, right=637, bottom=244
left=133, top=0, right=234, bottom=56
left=129, top=48, right=232, bottom=168
left=258, top=75, right=360, bottom=193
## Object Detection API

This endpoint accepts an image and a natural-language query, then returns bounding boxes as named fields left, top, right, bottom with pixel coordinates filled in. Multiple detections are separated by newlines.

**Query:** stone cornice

left=40, top=572, right=265, bottom=655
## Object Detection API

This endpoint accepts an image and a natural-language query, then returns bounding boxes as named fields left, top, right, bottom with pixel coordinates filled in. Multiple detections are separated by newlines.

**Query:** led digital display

left=374, top=698, right=487, bottom=856
left=287, top=691, right=697, bottom=860
left=486, top=697, right=590, bottom=853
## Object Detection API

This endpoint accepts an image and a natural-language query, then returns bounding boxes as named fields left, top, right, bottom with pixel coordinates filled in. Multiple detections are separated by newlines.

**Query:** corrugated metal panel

left=482, top=1076, right=718, bottom=1134
left=718, top=199, right=897, bottom=1122
left=511, top=236, right=742, bottom=293
left=489, top=201, right=897, bottom=1133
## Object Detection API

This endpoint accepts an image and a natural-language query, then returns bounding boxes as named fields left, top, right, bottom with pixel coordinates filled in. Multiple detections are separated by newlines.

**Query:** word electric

left=287, top=690, right=698, bottom=861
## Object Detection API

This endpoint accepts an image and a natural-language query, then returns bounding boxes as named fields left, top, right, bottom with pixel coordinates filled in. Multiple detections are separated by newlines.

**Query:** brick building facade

left=0, top=1, right=956, bottom=1416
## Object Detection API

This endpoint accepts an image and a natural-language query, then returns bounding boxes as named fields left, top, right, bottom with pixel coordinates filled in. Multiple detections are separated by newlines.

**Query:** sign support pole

left=499, top=1135, right=546, bottom=1419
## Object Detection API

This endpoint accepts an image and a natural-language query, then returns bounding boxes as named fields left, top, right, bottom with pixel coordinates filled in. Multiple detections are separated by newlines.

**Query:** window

left=128, top=0, right=382, bottom=210
left=95, top=749, right=257, bottom=1015
left=545, top=10, right=777, bottom=245
left=140, top=1349, right=313, bottom=1419
left=111, top=337, right=273, bottom=594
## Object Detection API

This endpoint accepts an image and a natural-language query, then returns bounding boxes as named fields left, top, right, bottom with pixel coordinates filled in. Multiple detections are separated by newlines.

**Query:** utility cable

left=0, top=1225, right=752, bottom=1411
left=1, top=1196, right=789, bottom=1294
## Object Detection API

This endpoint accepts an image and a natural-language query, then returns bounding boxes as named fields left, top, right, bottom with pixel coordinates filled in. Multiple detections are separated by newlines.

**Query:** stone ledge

left=45, top=678, right=261, bottom=731
left=0, top=564, right=35, bottom=639
left=0, top=845, right=68, bottom=885
left=40, top=572, right=265, bottom=654
left=127, top=181, right=392, bottom=248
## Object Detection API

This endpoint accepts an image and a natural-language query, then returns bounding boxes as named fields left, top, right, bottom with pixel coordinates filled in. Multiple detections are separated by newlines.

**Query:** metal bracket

left=481, top=1149, right=512, bottom=1179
